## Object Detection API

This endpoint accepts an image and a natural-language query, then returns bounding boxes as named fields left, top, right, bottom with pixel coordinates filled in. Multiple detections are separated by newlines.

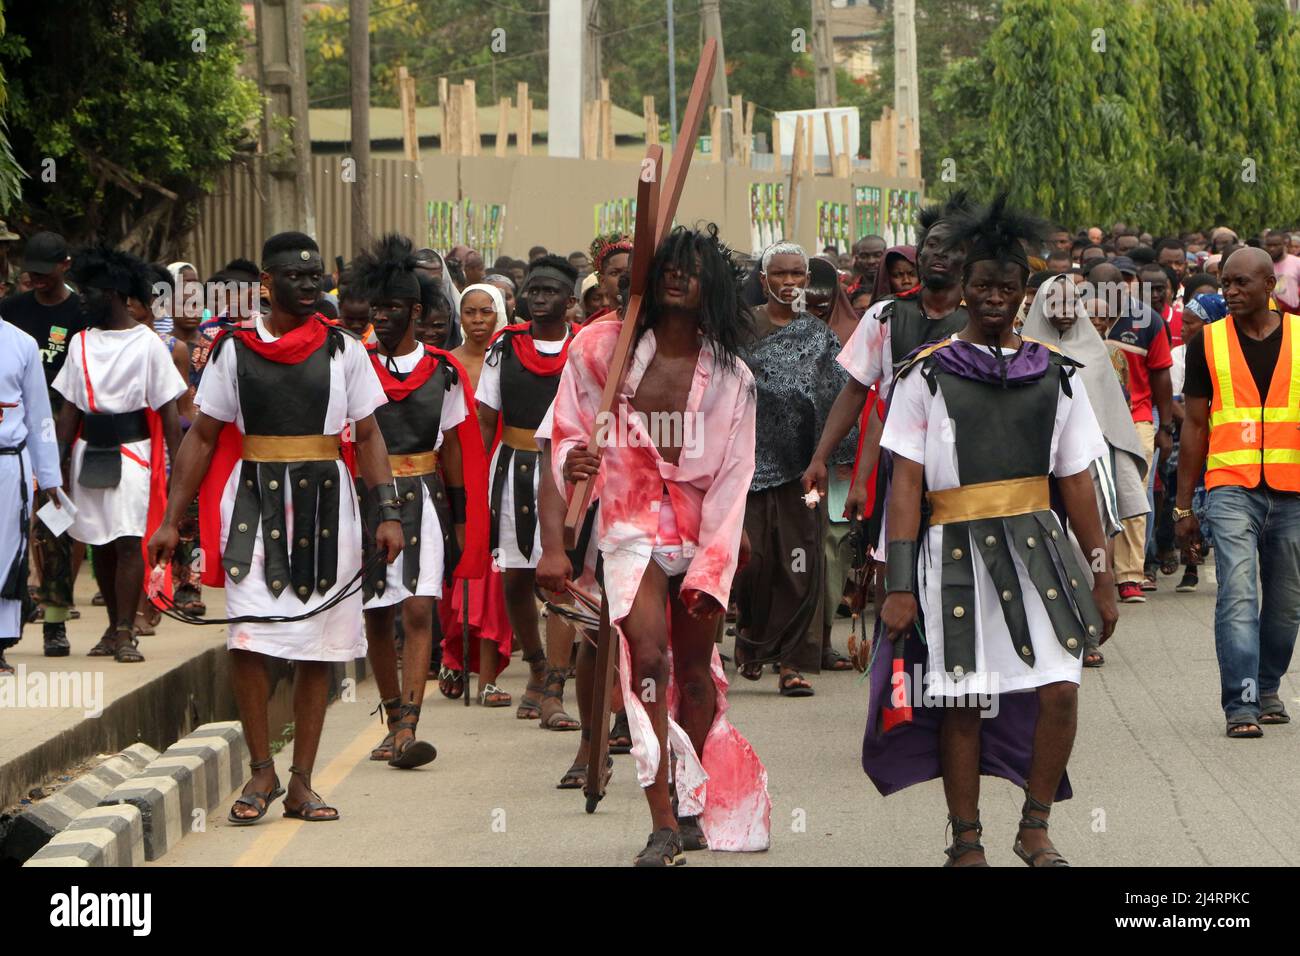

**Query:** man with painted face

left=803, top=193, right=975, bottom=544
left=733, top=242, right=853, bottom=696
left=865, top=196, right=1117, bottom=867
left=476, top=255, right=580, bottom=729
left=148, top=231, right=403, bottom=825
left=548, top=224, right=769, bottom=865
left=847, top=234, right=886, bottom=299
left=351, top=234, right=488, bottom=768
left=53, top=246, right=185, bottom=663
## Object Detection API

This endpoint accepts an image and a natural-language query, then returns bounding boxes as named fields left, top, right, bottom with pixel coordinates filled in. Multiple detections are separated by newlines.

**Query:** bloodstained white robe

left=550, top=320, right=770, bottom=852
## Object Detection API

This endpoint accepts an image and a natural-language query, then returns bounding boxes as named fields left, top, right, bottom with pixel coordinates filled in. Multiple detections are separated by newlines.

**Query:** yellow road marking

left=233, top=720, right=380, bottom=867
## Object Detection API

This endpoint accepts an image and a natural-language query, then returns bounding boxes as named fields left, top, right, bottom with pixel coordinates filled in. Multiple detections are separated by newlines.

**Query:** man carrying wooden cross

left=548, top=224, right=771, bottom=866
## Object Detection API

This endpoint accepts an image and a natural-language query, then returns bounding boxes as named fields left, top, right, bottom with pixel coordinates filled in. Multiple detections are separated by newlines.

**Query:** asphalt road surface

left=158, top=562, right=1300, bottom=867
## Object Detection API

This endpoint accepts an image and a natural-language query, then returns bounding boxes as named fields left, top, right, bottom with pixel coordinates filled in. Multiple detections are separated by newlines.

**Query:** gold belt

left=388, top=450, right=439, bottom=477
left=242, top=434, right=341, bottom=462
left=926, top=476, right=1050, bottom=525
left=501, top=426, right=539, bottom=452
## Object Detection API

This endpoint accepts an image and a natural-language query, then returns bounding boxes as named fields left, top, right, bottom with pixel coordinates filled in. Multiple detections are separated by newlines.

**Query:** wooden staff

left=570, top=37, right=719, bottom=814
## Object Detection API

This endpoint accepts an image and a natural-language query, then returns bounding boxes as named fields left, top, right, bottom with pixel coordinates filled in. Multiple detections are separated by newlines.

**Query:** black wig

left=640, top=223, right=755, bottom=374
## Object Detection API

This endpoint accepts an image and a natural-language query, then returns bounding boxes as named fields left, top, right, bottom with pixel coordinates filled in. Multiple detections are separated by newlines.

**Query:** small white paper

left=36, top=489, right=77, bottom=537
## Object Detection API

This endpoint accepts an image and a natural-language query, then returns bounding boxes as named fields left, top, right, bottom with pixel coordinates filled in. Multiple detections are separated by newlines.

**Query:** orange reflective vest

left=1203, top=313, right=1300, bottom=491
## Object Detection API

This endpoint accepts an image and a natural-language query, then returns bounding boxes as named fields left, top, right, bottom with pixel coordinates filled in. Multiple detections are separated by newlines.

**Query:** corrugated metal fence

left=187, top=156, right=425, bottom=276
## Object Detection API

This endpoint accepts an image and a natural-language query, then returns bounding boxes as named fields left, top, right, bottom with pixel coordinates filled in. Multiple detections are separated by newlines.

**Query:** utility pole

left=349, top=0, right=370, bottom=256
left=811, top=0, right=837, bottom=109
left=583, top=0, right=602, bottom=106
left=254, top=0, right=316, bottom=238
left=699, top=0, right=730, bottom=159
left=549, top=0, right=583, bottom=157
left=895, top=0, right=921, bottom=177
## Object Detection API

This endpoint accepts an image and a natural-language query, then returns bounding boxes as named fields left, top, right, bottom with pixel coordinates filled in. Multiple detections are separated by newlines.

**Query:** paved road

left=159, top=561, right=1300, bottom=867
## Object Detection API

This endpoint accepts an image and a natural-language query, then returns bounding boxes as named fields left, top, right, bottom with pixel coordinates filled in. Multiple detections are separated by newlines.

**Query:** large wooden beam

left=654, top=38, right=718, bottom=241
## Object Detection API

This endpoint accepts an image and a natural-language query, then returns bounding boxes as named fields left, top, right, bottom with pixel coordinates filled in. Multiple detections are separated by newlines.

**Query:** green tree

left=930, top=0, right=1300, bottom=234
left=0, top=0, right=259, bottom=255
left=859, top=0, right=1002, bottom=183
left=0, top=0, right=24, bottom=215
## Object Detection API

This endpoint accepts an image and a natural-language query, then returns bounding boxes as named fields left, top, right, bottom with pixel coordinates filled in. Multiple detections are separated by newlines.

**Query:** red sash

left=489, top=323, right=571, bottom=376
left=77, top=332, right=173, bottom=601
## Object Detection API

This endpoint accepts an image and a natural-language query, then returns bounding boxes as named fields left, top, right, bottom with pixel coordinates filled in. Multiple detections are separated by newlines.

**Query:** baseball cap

left=1111, top=255, right=1139, bottom=277
left=23, top=231, right=70, bottom=273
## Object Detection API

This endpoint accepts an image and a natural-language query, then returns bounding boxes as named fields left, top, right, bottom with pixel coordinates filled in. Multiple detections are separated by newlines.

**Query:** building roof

left=309, top=104, right=648, bottom=145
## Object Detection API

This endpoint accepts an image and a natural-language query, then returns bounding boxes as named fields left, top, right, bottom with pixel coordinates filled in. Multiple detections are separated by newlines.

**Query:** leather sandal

left=87, top=627, right=115, bottom=657
left=112, top=626, right=144, bottom=663
left=609, top=710, right=633, bottom=754
left=944, top=812, right=989, bottom=866
left=516, top=650, right=546, bottom=719
left=388, top=702, right=437, bottom=769
left=1259, top=694, right=1290, bottom=725
left=283, top=765, right=339, bottom=821
left=369, top=696, right=401, bottom=761
left=1013, top=790, right=1069, bottom=867
left=227, top=757, right=285, bottom=825
left=633, top=827, right=686, bottom=867
left=539, top=667, right=580, bottom=730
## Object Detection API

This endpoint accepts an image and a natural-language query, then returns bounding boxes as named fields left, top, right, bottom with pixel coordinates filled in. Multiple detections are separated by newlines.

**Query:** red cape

left=365, top=344, right=490, bottom=580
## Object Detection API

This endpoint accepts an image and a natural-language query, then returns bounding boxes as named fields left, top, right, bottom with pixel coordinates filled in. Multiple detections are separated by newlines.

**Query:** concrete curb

left=24, top=804, right=144, bottom=867
left=98, top=774, right=182, bottom=861
left=16, top=723, right=252, bottom=866
left=1, top=743, right=159, bottom=864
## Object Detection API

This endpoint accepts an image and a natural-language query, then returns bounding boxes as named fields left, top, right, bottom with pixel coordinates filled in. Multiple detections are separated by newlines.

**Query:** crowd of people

left=0, top=197, right=1296, bottom=866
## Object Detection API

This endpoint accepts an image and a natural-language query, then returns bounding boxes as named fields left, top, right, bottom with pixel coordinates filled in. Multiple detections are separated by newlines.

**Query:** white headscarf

left=457, top=282, right=509, bottom=345
left=1021, top=274, right=1147, bottom=470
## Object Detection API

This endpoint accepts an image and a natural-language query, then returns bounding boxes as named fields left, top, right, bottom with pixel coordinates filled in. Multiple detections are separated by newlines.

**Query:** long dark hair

left=639, top=223, right=754, bottom=374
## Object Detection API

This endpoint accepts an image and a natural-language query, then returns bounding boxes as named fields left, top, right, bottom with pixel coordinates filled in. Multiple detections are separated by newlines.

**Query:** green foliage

left=0, top=0, right=259, bottom=253
left=936, top=0, right=1300, bottom=234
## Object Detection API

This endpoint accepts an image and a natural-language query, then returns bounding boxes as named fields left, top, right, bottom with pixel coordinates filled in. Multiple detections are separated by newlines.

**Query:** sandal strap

left=945, top=813, right=984, bottom=861
left=288, top=765, right=312, bottom=777
left=1020, top=789, right=1053, bottom=828
left=249, top=757, right=276, bottom=771
left=543, top=667, right=567, bottom=698
left=395, top=701, right=422, bottom=730
left=522, top=648, right=547, bottom=666
left=369, top=696, right=402, bottom=722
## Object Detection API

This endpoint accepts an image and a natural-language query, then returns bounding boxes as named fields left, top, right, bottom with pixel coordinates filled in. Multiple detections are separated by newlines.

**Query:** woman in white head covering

left=1022, top=274, right=1148, bottom=666
left=452, top=282, right=509, bottom=392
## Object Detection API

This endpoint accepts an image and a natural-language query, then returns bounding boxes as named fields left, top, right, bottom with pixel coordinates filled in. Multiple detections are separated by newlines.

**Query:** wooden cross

left=565, top=38, right=719, bottom=813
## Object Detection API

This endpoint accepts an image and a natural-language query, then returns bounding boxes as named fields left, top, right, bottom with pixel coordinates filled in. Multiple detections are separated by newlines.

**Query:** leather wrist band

left=379, top=504, right=403, bottom=524
left=885, top=540, right=917, bottom=594
left=372, top=482, right=398, bottom=504
left=446, top=485, right=467, bottom=523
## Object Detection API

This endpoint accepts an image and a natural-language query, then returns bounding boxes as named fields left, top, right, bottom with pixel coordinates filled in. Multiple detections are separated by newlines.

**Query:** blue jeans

left=1206, top=486, right=1300, bottom=720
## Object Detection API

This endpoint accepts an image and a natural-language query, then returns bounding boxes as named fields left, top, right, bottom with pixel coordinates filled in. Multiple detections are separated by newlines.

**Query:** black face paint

left=264, top=250, right=325, bottom=317
left=371, top=298, right=417, bottom=355
left=79, top=285, right=115, bottom=327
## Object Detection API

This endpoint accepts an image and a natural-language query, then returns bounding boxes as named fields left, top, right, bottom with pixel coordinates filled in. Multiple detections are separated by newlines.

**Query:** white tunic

left=194, top=316, right=387, bottom=661
left=835, top=298, right=896, bottom=397
left=0, top=322, right=62, bottom=639
left=880, top=338, right=1107, bottom=696
left=362, top=344, right=468, bottom=609
left=477, top=336, right=566, bottom=569
left=52, top=325, right=186, bottom=545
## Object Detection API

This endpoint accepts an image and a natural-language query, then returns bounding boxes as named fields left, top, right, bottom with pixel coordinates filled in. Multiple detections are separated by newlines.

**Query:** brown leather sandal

left=282, top=766, right=339, bottom=821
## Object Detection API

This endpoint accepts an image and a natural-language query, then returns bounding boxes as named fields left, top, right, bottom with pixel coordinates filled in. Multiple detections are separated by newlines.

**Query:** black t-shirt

left=0, top=289, right=86, bottom=386
left=1182, top=320, right=1283, bottom=404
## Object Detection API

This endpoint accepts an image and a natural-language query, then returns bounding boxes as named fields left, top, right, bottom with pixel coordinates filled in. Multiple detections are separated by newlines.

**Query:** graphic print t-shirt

left=0, top=290, right=87, bottom=386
